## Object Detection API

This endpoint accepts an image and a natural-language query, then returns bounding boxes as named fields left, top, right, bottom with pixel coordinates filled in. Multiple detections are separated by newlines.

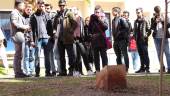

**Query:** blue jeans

left=129, top=51, right=140, bottom=71
left=23, top=42, right=35, bottom=75
left=154, top=38, right=170, bottom=70
left=35, top=38, right=51, bottom=75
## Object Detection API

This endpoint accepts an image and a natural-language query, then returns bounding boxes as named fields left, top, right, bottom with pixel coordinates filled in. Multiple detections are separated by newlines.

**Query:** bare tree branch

left=168, top=0, right=170, bottom=3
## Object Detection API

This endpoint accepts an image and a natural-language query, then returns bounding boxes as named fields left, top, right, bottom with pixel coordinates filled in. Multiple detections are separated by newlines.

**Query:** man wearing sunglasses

left=53, top=0, right=77, bottom=76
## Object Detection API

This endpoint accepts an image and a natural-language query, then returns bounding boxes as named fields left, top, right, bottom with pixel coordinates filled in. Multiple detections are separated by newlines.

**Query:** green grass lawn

left=0, top=76, right=170, bottom=96
left=0, top=67, right=7, bottom=75
left=0, top=67, right=14, bottom=78
left=1, top=66, right=170, bottom=96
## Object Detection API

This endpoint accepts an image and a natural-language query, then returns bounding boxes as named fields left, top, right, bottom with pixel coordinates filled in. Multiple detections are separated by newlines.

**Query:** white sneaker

left=87, top=70, right=94, bottom=76
left=89, top=63, right=93, bottom=69
left=73, top=71, right=81, bottom=77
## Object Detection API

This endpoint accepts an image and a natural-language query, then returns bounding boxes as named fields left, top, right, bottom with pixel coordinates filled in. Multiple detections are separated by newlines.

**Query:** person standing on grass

left=45, top=3, right=59, bottom=76
left=134, top=8, right=151, bottom=73
left=151, top=6, right=170, bottom=74
left=22, top=3, right=35, bottom=77
left=122, top=10, right=140, bottom=72
left=10, top=0, right=30, bottom=78
left=53, top=0, right=77, bottom=76
left=112, top=7, right=129, bottom=72
left=72, top=7, right=93, bottom=76
left=88, top=5, right=108, bottom=73
left=30, top=1, right=52, bottom=77
left=0, top=28, right=9, bottom=73
left=84, top=17, right=94, bottom=71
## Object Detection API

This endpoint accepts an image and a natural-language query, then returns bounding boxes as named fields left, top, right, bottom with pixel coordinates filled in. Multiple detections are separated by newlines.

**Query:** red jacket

left=128, top=36, right=137, bottom=51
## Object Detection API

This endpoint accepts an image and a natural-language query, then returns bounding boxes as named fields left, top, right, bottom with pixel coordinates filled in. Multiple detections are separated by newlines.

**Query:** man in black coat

left=134, top=8, right=151, bottom=73
left=112, top=7, right=129, bottom=72
left=88, top=5, right=108, bottom=72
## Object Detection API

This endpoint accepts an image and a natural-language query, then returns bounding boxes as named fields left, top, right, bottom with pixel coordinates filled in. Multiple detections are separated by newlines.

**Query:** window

left=0, top=11, right=14, bottom=51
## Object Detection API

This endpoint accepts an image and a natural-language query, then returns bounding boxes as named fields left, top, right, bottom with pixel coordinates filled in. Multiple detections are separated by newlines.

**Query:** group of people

left=10, top=0, right=95, bottom=78
left=112, top=6, right=170, bottom=74
left=0, top=0, right=169, bottom=78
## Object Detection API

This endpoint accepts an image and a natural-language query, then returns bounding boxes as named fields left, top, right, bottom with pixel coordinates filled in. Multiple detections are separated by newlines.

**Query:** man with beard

left=30, top=1, right=52, bottom=77
left=134, top=8, right=151, bottom=73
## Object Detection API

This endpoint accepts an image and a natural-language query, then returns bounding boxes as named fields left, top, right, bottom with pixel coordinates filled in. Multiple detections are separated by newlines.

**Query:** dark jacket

left=30, top=10, right=51, bottom=42
left=126, top=19, right=133, bottom=44
left=88, top=14, right=108, bottom=48
left=84, top=24, right=91, bottom=43
left=151, top=15, right=170, bottom=38
left=112, top=17, right=129, bottom=41
left=133, top=17, right=151, bottom=42
left=53, top=9, right=77, bottom=44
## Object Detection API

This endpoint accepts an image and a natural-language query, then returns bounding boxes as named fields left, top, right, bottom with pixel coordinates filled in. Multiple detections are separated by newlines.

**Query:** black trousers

left=113, top=40, right=129, bottom=69
left=58, top=40, right=75, bottom=75
left=137, top=40, right=150, bottom=70
left=74, top=42, right=91, bottom=73
left=86, top=43, right=94, bottom=64
left=93, top=47, right=108, bottom=71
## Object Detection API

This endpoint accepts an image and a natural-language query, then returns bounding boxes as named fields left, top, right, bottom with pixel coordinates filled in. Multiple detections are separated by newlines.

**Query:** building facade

left=0, top=0, right=168, bottom=72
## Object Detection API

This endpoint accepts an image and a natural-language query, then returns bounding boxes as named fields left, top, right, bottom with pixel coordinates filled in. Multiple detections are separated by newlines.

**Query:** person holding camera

left=151, top=6, right=170, bottom=73
left=88, top=5, right=108, bottom=72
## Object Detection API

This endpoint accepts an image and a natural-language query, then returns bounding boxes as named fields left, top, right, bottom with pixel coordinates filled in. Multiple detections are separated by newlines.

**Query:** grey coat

left=10, top=9, right=28, bottom=36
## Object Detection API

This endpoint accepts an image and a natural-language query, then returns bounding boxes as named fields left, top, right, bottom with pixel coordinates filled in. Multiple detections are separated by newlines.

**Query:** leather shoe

left=135, top=69, right=145, bottom=73
left=15, top=73, right=29, bottom=78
